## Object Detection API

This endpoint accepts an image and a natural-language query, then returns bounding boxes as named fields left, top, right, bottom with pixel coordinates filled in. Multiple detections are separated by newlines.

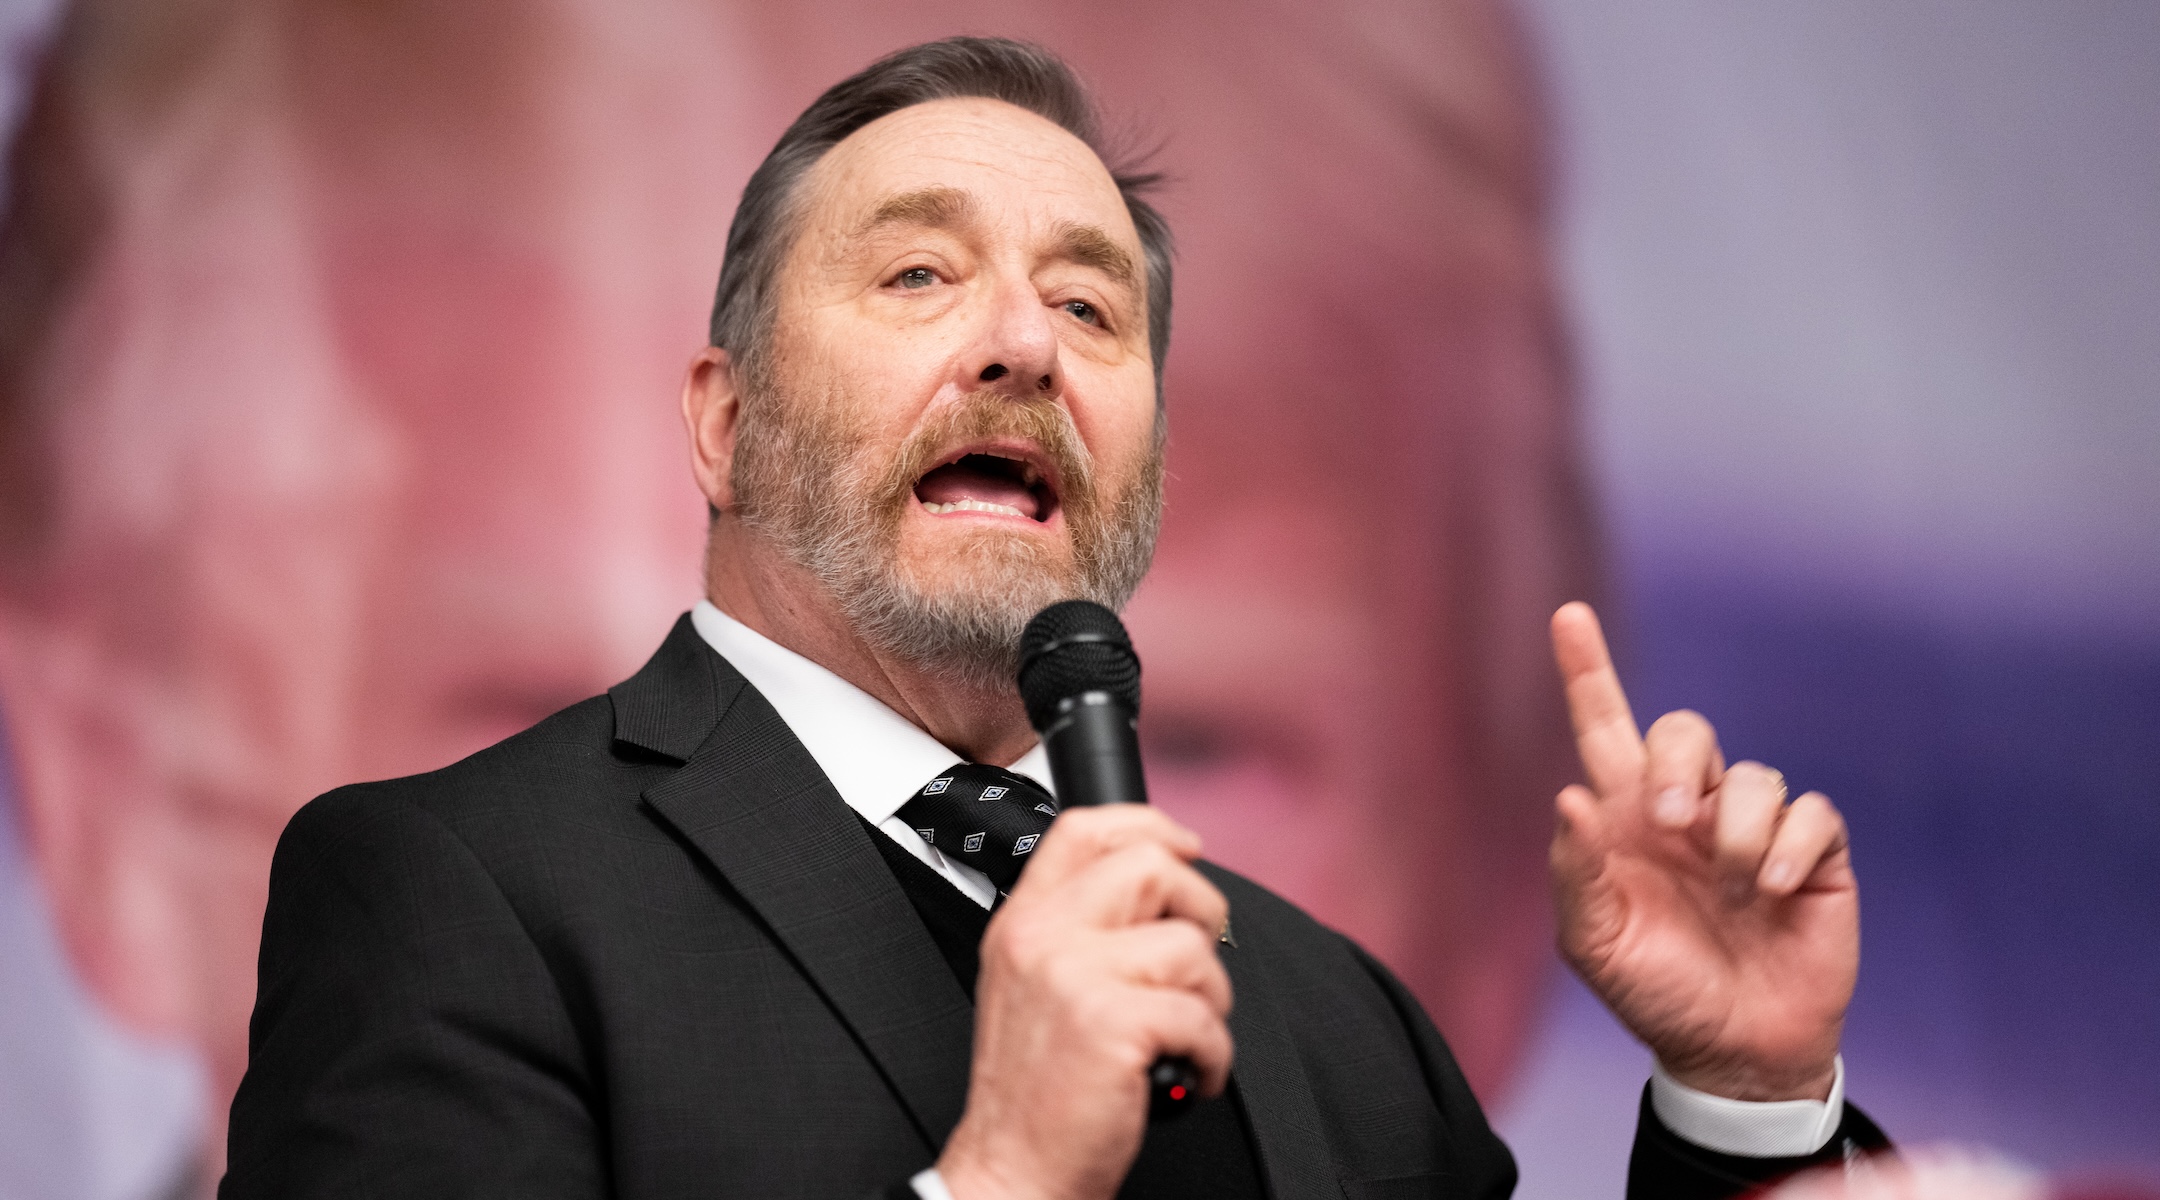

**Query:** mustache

left=867, top=394, right=1100, bottom=521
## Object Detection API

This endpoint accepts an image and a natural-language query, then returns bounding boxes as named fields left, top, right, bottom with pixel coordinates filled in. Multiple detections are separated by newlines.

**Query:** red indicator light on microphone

left=1168, top=1085, right=1187, bottom=1101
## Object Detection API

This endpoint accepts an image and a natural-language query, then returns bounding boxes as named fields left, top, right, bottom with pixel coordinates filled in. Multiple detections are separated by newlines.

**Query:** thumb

left=1550, top=783, right=1609, bottom=884
left=1551, top=784, right=1623, bottom=958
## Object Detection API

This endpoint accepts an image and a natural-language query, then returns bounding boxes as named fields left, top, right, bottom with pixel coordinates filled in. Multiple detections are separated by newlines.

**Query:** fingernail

left=1655, top=787, right=1692, bottom=826
left=1764, top=861, right=1795, bottom=890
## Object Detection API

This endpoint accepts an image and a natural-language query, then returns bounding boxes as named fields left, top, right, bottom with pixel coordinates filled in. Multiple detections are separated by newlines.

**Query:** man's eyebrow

left=852, top=189, right=1137, bottom=291
left=1050, top=221, right=1137, bottom=290
left=855, top=186, right=978, bottom=237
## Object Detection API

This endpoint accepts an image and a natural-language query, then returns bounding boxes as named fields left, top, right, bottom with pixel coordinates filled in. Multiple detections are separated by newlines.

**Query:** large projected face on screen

left=0, top=0, right=1583, bottom=1176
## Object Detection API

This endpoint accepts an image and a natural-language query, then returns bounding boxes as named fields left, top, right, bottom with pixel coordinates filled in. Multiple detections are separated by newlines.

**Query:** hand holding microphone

left=1015, top=602, right=1208, bottom=1119
left=935, top=603, right=1233, bottom=1200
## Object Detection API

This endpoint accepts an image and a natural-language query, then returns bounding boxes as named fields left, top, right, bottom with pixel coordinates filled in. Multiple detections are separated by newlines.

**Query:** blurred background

left=0, top=1, right=2152, bottom=1197
left=1499, top=2, right=2160, bottom=1193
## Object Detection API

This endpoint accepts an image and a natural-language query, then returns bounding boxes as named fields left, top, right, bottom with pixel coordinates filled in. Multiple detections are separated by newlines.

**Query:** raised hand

left=1549, top=602, right=1858, bottom=1101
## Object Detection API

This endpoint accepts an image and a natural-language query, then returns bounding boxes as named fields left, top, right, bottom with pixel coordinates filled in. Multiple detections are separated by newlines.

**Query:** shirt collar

left=689, top=600, right=1053, bottom=826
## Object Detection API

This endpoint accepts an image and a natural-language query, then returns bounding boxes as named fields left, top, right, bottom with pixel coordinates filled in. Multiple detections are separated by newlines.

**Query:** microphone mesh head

left=1017, top=600, right=1141, bottom=732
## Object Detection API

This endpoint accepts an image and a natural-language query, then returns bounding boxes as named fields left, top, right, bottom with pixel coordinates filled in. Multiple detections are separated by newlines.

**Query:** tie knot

left=899, top=763, right=1059, bottom=895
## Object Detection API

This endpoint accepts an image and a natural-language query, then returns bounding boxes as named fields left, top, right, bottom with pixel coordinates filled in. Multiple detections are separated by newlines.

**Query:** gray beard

left=729, top=383, right=1163, bottom=691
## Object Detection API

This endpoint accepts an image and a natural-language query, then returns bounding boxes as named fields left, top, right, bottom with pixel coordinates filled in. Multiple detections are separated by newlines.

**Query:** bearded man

left=221, top=38, right=1884, bottom=1200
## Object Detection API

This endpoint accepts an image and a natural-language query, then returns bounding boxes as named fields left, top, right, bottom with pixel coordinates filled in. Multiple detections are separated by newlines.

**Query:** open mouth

left=912, top=444, right=1061, bottom=523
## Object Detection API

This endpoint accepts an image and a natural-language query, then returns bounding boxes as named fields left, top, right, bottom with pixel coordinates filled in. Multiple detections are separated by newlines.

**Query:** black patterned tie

left=898, top=763, right=1061, bottom=895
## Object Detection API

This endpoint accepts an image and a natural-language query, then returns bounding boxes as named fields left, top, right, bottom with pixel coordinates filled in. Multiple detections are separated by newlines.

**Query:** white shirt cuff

left=910, top=1167, right=956, bottom=1200
left=1649, top=1055, right=1845, bottom=1158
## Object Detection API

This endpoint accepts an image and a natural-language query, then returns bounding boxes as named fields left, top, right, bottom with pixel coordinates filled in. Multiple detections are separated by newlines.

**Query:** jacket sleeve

left=1627, top=1084, right=1893, bottom=1200
left=1346, top=934, right=1894, bottom=1200
left=219, top=786, right=604, bottom=1199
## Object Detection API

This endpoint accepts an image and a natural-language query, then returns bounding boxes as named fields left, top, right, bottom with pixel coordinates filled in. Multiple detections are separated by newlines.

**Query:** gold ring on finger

left=1765, top=769, right=1790, bottom=807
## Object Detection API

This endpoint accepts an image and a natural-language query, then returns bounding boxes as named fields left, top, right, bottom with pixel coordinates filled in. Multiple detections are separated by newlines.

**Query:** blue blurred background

left=1501, top=1, right=2159, bottom=1192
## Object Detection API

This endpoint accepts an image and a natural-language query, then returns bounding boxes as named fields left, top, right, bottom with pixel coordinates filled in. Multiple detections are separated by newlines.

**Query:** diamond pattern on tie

left=899, top=762, right=1059, bottom=894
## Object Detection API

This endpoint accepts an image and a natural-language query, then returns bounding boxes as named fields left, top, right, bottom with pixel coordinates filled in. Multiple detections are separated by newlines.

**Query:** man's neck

left=703, top=519, right=1038, bottom=767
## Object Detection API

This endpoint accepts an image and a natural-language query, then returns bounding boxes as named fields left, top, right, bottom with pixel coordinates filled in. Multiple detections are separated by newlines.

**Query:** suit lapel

left=615, top=617, right=976, bottom=1151
left=613, top=619, right=1340, bottom=1185
left=1211, top=873, right=1340, bottom=1200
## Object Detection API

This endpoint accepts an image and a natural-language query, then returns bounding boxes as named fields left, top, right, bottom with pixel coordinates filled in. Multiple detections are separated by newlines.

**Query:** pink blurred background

left=0, top=2, right=2153, bottom=1198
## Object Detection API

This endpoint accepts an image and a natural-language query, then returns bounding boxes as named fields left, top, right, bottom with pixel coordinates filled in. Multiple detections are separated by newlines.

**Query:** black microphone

left=1018, top=599, right=1200, bottom=1122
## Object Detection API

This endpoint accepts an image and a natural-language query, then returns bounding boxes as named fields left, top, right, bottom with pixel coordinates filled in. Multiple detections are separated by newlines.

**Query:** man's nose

left=965, top=277, right=1060, bottom=397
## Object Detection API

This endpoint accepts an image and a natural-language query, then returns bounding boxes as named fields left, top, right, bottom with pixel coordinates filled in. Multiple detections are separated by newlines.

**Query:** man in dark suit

left=222, top=38, right=1884, bottom=1199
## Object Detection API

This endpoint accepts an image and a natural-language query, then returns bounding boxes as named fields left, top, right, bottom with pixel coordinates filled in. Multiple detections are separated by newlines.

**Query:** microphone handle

left=1043, top=693, right=1200, bottom=1122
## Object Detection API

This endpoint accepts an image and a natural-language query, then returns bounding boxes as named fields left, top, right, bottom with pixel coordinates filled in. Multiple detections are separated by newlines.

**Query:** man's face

left=729, top=98, right=1164, bottom=680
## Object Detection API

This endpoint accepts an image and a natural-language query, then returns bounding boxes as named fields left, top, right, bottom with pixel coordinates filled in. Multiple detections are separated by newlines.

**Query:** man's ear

left=681, top=346, right=742, bottom=513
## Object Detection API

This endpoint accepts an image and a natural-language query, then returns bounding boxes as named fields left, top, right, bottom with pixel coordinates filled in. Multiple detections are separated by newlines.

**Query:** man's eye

left=1062, top=299, right=1099, bottom=325
left=897, top=267, right=936, bottom=289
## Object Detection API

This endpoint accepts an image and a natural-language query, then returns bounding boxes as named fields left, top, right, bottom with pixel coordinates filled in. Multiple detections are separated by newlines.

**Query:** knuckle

left=1131, top=805, right=1174, bottom=831
left=1197, top=898, right=1230, bottom=936
left=1202, top=965, right=1235, bottom=1012
left=1122, top=847, right=1170, bottom=889
left=1136, top=840, right=1182, bottom=872
left=1197, top=876, right=1229, bottom=912
left=1167, top=920, right=1213, bottom=960
left=979, top=916, right=1019, bottom=959
left=1729, top=759, right=1776, bottom=782
left=1799, top=789, right=1840, bottom=818
left=1179, top=994, right=1228, bottom=1040
left=1649, top=708, right=1709, bottom=739
left=1137, top=849, right=1189, bottom=896
left=1066, top=807, right=1120, bottom=842
left=1106, top=840, right=1155, bottom=876
left=1001, top=939, right=1046, bottom=982
left=1020, top=933, right=1069, bottom=977
left=1154, top=990, right=1204, bottom=1031
left=1125, top=806, right=1175, bottom=836
left=1775, top=797, right=1825, bottom=837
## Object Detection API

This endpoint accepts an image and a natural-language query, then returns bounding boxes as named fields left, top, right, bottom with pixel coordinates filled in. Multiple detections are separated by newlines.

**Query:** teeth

left=923, top=498, right=1027, bottom=518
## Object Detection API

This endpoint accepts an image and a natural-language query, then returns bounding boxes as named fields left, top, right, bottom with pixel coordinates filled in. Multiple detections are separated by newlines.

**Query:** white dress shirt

left=691, top=601, right=1049, bottom=911
left=688, top=600, right=1843, bottom=1165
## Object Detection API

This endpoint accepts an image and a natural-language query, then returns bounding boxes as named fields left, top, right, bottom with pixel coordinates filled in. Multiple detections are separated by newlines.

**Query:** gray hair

left=707, top=36, right=1174, bottom=394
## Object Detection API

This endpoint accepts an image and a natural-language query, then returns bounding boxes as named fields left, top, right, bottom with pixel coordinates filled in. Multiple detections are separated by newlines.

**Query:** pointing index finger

left=1552, top=601, right=1645, bottom=798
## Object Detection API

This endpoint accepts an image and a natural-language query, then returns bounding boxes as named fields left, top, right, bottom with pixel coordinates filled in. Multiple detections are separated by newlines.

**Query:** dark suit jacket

left=221, top=615, right=1881, bottom=1199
